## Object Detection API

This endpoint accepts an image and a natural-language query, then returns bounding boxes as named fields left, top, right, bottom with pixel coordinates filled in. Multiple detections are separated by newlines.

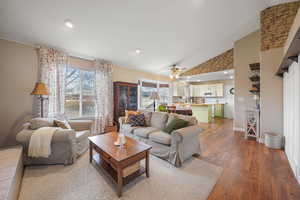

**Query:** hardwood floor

left=196, top=118, right=300, bottom=200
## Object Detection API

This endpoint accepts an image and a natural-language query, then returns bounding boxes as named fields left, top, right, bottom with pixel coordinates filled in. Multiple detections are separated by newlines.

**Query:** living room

left=1, top=0, right=300, bottom=200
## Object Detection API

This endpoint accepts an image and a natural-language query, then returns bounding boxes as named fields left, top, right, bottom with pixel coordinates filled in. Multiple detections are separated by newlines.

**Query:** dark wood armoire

left=113, top=82, right=138, bottom=126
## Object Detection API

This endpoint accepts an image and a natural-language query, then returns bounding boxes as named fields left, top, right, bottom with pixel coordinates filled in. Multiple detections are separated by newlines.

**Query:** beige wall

left=260, top=48, right=284, bottom=136
left=233, top=31, right=260, bottom=131
left=0, top=39, right=38, bottom=147
left=112, top=65, right=171, bottom=83
left=0, top=39, right=170, bottom=147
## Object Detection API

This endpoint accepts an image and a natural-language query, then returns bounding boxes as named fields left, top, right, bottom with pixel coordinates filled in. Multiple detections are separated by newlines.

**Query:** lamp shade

left=150, top=92, right=160, bottom=100
left=31, top=82, right=49, bottom=95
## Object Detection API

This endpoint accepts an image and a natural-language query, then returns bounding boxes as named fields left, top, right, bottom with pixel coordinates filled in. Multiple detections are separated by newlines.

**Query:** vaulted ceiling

left=0, top=0, right=296, bottom=75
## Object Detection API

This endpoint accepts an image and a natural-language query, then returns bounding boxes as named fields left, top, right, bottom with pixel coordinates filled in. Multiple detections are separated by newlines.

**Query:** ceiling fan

left=160, top=64, right=187, bottom=79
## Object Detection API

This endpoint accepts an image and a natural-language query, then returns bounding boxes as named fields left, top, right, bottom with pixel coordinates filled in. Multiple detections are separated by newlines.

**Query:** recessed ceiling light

left=230, top=76, right=234, bottom=79
left=135, top=49, right=141, bottom=54
left=224, top=71, right=228, bottom=74
left=64, top=19, right=74, bottom=29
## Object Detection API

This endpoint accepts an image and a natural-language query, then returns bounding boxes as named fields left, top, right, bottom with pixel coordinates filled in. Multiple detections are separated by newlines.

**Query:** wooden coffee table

left=88, top=132, right=152, bottom=197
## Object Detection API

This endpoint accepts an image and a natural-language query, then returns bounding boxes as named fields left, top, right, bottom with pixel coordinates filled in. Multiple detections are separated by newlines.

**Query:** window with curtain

left=139, top=80, right=170, bottom=109
left=65, top=66, right=96, bottom=118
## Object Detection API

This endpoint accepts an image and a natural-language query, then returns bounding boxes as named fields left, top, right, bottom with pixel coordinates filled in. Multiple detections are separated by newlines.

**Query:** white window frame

left=65, top=66, right=96, bottom=119
left=138, top=79, right=171, bottom=110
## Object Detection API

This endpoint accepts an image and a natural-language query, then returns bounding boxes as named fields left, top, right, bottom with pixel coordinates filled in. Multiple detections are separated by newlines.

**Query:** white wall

left=223, top=81, right=234, bottom=119
left=283, top=58, right=300, bottom=184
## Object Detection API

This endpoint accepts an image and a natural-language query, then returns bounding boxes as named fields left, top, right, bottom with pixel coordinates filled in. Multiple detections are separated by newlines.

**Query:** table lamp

left=31, top=82, right=49, bottom=117
left=150, top=92, right=160, bottom=111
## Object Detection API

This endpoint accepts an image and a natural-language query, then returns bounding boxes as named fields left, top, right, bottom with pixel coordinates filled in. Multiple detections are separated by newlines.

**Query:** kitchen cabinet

left=199, top=85, right=206, bottom=96
left=173, top=82, right=186, bottom=97
left=190, top=85, right=200, bottom=97
left=191, top=104, right=212, bottom=123
left=190, top=83, right=223, bottom=97
left=216, top=84, right=223, bottom=97
left=214, top=104, right=224, bottom=118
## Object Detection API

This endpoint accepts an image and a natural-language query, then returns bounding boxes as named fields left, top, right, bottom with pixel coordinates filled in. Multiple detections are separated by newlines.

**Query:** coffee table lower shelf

left=92, top=154, right=146, bottom=186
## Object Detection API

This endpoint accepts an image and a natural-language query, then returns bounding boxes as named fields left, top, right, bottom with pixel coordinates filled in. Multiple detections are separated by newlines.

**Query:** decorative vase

left=114, top=133, right=126, bottom=146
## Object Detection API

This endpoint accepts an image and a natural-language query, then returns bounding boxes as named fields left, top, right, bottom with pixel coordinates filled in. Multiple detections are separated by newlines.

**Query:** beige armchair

left=16, top=118, right=93, bottom=165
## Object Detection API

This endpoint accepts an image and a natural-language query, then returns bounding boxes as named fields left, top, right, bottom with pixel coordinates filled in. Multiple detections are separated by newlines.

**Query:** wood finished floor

left=196, top=118, right=300, bottom=200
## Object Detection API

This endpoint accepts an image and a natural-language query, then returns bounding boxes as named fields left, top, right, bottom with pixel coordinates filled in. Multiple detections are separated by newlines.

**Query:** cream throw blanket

left=28, top=127, right=59, bottom=158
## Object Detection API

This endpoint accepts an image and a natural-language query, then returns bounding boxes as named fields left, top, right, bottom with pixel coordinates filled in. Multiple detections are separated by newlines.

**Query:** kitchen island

left=191, top=104, right=224, bottom=123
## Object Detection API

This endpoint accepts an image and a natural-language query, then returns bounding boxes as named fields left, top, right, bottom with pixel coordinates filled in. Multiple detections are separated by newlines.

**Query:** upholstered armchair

left=16, top=118, right=93, bottom=165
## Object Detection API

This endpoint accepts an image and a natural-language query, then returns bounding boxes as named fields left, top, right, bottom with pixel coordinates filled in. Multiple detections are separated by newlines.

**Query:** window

left=158, top=83, right=170, bottom=105
left=65, top=67, right=95, bottom=118
left=139, top=80, right=170, bottom=109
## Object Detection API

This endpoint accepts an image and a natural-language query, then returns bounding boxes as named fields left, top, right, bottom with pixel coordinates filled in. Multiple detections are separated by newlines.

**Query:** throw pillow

left=129, top=114, right=146, bottom=127
left=125, top=110, right=140, bottom=123
left=29, top=118, right=54, bottom=130
left=138, top=110, right=152, bottom=126
left=162, top=117, right=189, bottom=134
left=53, top=120, right=72, bottom=129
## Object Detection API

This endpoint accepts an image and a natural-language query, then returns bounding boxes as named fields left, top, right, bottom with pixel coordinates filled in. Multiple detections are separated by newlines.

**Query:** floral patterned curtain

left=93, top=59, right=114, bottom=134
left=38, top=48, right=68, bottom=118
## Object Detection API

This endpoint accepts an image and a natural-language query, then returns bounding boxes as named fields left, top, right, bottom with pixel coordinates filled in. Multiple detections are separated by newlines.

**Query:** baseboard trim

left=233, top=127, right=245, bottom=132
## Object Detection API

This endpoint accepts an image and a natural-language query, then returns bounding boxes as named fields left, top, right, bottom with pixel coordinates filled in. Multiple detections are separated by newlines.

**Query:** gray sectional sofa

left=119, top=111, right=203, bottom=167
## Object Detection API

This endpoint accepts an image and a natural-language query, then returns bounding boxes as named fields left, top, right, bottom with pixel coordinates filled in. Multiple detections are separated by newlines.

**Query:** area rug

left=18, top=153, right=222, bottom=200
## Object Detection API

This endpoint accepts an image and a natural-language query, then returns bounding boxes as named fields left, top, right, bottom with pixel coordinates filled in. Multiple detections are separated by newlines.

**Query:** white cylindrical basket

left=264, top=132, right=282, bottom=149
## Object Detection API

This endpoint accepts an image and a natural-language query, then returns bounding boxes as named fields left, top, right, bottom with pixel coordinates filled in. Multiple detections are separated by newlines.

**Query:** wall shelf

left=249, top=63, right=260, bottom=71
left=249, top=63, right=260, bottom=95
left=249, top=75, right=260, bottom=82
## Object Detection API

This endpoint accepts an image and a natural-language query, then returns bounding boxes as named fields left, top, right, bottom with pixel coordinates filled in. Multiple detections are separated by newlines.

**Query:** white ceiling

left=0, top=0, right=294, bottom=75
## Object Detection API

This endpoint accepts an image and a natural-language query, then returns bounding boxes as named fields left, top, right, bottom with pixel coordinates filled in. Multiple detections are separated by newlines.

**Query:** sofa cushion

left=150, top=112, right=168, bottom=129
left=149, top=131, right=172, bottom=146
left=163, top=117, right=189, bottom=134
left=133, top=127, right=159, bottom=138
left=76, top=130, right=90, bottom=142
left=29, top=118, right=54, bottom=130
left=167, top=113, right=197, bottom=126
left=121, top=124, right=140, bottom=135
left=138, top=110, right=152, bottom=126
